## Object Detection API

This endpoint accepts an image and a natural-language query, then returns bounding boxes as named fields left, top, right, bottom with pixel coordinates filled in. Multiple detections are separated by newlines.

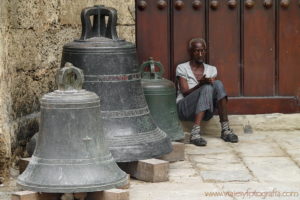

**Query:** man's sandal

left=191, top=137, right=207, bottom=146
left=221, top=129, right=239, bottom=143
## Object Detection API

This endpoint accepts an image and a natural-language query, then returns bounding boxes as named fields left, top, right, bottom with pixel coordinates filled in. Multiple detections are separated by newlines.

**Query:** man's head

left=188, top=38, right=207, bottom=65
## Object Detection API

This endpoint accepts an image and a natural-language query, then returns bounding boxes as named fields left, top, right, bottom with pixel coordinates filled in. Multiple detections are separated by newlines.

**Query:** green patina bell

left=141, top=58, right=184, bottom=141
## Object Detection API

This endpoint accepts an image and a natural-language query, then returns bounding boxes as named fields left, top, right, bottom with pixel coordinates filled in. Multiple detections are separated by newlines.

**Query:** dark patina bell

left=17, top=63, right=127, bottom=193
left=141, top=58, right=184, bottom=141
left=60, top=6, right=172, bottom=162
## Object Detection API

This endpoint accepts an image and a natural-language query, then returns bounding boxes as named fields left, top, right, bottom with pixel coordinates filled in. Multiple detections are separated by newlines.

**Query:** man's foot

left=220, top=121, right=238, bottom=143
left=190, top=124, right=207, bottom=146
left=221, top=128, right=238, bottom=143
left=191, top=137, right=207, bottom=146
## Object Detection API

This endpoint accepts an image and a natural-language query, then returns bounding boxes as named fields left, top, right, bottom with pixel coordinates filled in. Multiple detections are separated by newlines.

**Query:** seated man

left=176, top=38, right=238, bottom=146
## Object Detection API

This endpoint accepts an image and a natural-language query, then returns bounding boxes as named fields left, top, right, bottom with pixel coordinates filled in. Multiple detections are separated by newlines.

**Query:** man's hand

left=208, top=77, right=216, bottom=83
left=198, top=75, right=210, bottom=85
left=198, top=75, right=216, bottom=86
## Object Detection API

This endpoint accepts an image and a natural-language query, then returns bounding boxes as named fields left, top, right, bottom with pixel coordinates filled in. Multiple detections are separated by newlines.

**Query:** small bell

left=141, top=58, right=184, bottom=141
left=17, top=63, right=127, bottom=193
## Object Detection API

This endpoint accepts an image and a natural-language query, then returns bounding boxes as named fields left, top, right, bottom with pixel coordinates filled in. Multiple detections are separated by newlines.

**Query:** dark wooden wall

left=136, top=0, right=300, bottom=114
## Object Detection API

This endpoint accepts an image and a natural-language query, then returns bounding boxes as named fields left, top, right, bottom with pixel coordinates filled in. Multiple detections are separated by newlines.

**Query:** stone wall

left=0, top=0, right=135, bottom=179
left=0, top=0, right=12, bottom=180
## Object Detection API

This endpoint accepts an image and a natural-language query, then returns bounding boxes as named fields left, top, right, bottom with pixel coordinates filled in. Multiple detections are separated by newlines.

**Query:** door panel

left=279, top=0, right=300, bottom=96
left=228, top=97, right=299, bottom=114
left=172, top=0, right=206, bottom=80
left=208, top=0, right=240, bottom=96
left=135, top=0, right=300, bottom=114
left=136, top=0, right=170, bottom=78
left=243, top=0, right=275, bottom=96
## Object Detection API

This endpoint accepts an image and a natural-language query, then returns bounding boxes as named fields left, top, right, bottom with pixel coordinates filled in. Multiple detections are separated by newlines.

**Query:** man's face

left=190, top=41, right=206, bottom=64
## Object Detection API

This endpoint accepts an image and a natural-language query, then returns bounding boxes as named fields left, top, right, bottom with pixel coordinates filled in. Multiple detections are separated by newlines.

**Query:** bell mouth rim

left=17, top=173, right=128, bottom=193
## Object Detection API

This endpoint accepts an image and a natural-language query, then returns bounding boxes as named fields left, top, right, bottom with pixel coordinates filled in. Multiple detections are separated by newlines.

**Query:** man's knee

left=201, top=84, right=214, bottom=93
left=213, top=80, right=225, bottom=90
left=213, top=80, right=223, bottom=86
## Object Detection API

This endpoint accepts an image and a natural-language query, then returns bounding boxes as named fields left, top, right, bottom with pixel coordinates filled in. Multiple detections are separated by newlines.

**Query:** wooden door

left=278, top=0, right=300, bottom=96
left=136, top=0, right=170, bottom=78
left=172, top=0, right=206, bottom=80
left=208, top=0, right=240, bottom=97
left=136, top=0, right=300, bottom=114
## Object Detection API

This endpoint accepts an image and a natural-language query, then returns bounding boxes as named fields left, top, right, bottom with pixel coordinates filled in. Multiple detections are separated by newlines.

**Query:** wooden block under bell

left=11, top=191, right=61, bottom=200
left=11, top=191, right=38, bottom=200
left=87, top=189, right=129, bottom=200
left=118, top=158, right=169, bottom=182
left=159, top=142, right=185, bottom=162
left=116, top=174, right=130, bottom=189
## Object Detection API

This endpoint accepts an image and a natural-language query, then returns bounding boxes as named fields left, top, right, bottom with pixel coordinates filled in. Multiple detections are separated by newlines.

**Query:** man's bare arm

left=178, top=76, right=211, bottom=97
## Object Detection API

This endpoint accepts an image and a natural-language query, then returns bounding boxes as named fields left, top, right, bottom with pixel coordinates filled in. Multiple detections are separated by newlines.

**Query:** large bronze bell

left=141, top=58, right=184, bottom=141
left=17, top=63, right=127, bottom=193
left=61, top=6, right=172, bottom=162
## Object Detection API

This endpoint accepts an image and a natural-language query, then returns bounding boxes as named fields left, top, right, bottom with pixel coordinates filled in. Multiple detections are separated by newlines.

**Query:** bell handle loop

left=80, top=5, right=119, bottom=40
left=57, top=62, right=84, bottom=91
left=140, top=57, right=165, bottom=79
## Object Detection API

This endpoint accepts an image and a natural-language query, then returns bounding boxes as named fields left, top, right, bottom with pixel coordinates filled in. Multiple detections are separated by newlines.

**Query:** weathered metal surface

left=17, top=63, right=127, bottom=193
left=61, top=6, right=172, bottom=162
left=141, top=58, right=184, bottom=141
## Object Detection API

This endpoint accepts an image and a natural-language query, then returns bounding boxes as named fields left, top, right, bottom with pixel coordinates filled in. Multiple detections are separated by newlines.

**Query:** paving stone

left=190, top=154, right=240, bottom=164
left=202, top=137, right=225, bottom=145
left=292, top=157, right=300, bottom=167
left=169, top=161, right=193, bottom=169
left=274, top=136, right=300, bottom=151
left=185, top=144, right=233, bottom=155
left=130, top=182, right=230, bottom=200
left=197, top=163, right=248, bottom=171
left=168, top=161, right=198, bottom=181
left=233, top=141, right=286, bottom=157
left=0, top=193, right=10, bottom=200
left=285, top=149, right=300, bottom=158
left=169, top=168, right=198, bottom=180
left=200, top=170, right=253, bottom=182
left=237, top=134, right=269, bottom=142
left=243, top=157, right=300, bottom=182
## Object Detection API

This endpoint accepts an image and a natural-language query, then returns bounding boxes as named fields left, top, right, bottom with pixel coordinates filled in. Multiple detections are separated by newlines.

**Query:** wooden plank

left=11, top=191, right=38, bottom=200
left=208, top=0, right=240, bottom=96
left=118, top=159, right=169, bottom=182
left=227, top=97, right=299, bottom=114
left=172, top=0, right=206, bottom=81
left=136, top=0, right=170, bottom=78
left=243, top=0, right=275, bottom=96
left=278, top=0, right=300, bottom=96
left=11, top=191, right=61, bottom=200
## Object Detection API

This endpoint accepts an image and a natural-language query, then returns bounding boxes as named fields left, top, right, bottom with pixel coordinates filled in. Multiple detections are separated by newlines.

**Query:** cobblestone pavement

left=130, top=130, right=300, bottom=200
left=1, top=130, right=300, bottom=200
